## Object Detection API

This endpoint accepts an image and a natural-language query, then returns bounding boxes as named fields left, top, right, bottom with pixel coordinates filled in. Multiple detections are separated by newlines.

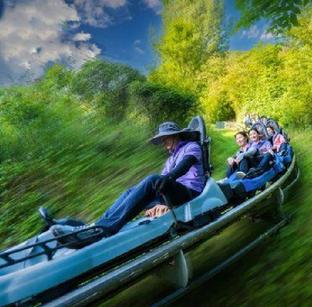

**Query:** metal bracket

left=273, top=187, right=285, bottom=220
left=155, top=250, right=190, bottom=289
left=274, top=187, right=285, bottom=206
left=153, top=218, right=289, bottom=307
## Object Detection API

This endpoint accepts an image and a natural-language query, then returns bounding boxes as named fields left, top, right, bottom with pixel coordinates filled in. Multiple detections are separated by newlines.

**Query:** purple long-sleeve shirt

left=234, top=139, right=272, bottom=163
left=250, top=139, right=272, bottom=154
left=161, top=141, right=205, bottom=193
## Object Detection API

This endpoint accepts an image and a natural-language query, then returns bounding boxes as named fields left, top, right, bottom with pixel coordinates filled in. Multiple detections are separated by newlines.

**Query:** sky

left=0, top=0, right=274, bottom=86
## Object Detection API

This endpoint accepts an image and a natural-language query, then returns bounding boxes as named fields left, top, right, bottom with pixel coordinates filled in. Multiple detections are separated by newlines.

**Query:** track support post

left=155, top=250, right=190, bottom=289
left=273, top=187, right=286, bottom=220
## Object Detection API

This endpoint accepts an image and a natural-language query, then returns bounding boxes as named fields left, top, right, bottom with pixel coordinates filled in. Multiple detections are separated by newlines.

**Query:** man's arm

left=147, top=155, right=198, bottom=218
left=156, top=155, right=198, bottom=190
left=236, top=146, right=257, bottom=163
left=168, top=155, right=197, bottom=179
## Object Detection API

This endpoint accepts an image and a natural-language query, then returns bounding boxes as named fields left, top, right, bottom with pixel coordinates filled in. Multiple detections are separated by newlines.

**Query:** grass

left=1, top=119, right=311, bottom=306
left=0, top=123, right=233, bottom=249
left=0, top=119, right=165, bottom=249
left=101, top=127, right=312, bottom=307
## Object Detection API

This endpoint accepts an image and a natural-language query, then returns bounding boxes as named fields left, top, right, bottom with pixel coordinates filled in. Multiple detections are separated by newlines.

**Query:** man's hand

left=227, top=157, right=235, bottom=166
left=145, top=204, right=170, bottom=218
left=145, top=207, right=157, bottom=217
left=155, top=204, right=170, bottom=217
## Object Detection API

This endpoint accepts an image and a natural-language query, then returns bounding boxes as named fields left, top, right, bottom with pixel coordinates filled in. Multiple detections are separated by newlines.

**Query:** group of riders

left=50, top=116, right=288, bottom=246
left=226, top=122, right=287, bottom=180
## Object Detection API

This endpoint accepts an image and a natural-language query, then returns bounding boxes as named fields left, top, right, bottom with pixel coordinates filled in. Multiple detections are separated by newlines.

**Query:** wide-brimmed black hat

left=150, top=121, right=198, bottom=145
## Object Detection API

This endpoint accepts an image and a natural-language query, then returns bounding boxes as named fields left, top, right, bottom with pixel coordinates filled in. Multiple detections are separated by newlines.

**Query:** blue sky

left=81, top=0, right=162, bottom=73
left=0, top=0, right=274, bottom=85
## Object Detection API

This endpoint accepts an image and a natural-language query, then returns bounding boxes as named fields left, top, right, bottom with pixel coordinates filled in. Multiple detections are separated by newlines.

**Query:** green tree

left=278, top=10, right=312, bottom=126
left=287, top=6, right=312, bottom=47
left=151, top=0, right=226, bottom=92
left=235, top=0, right=312, bottom=33
left=197, top=55, right=235, bottom=122
left=130, top=81, right=197, bottom=127
left=151, top=19, right=203, bottom=86
left=71, top=60, right=145, bottom=120
left=162, top=0, right=226, bottom=57
left=37, top=65, right=72, bottom=91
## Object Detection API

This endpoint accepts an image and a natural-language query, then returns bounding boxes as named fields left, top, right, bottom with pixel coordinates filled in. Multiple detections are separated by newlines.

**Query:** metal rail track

left=152, top=217, right=290, bottom=307
left=45, top=156, right=299, bottom=307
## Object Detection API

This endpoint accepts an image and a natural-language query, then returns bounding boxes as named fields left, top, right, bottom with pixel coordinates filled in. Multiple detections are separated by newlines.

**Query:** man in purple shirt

left=51, top=121, right=205, bottom=242
left=161, top=140, right=205, bottom=193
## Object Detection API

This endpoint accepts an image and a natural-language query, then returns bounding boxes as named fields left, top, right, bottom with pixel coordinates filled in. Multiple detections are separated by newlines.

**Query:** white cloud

left=102, top=0, right=127, bottom=8
left=73, top=32, right=92, bottom=41
left=72, top=0, right=127, bottom=28
left=241, top=25, right=276, bottom=43
left=0, top=0, right=100, bottom=85
left=133, top=39, right=145, bottom=54
left=143, top=0, right=162, bottom=14
left=241, top=25, right=260, bottom=39
left=134, top=47, right=145, bottom=54
left=260, top=31, right=274, bottom=41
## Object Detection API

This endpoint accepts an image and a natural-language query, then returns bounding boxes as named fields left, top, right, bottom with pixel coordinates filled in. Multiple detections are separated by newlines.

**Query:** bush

left=130, top=81, right=197, bottom=127
left=70, top=60, right=145, bottom=121
left=0, top=92, right=164, bottom=248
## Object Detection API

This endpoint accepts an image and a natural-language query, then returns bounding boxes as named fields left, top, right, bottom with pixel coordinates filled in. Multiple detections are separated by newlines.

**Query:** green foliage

left=151, top=0, right=226, bottom=92
left=156, top=19, right=203, bottom=77
left=235, top=0, right=312, bottom=33
left=195, top=6, right=312, bottom=126
left=287, top=6, right=312, bottom=47
left=183, top=128, right=312, bottom=306
left=103, top=128, right=312, bottom=307
left=162, top=0, right=226, bottom=56
left=0, top=96, right=164, bottom=248
left=197, top=55, right=235, bottom=122
left=204, top=45, right=286, bottom=121
left=153, top=1, right=312, bottom=127
left=38, top=64, right=73, bottom=91
left=130, top=80, right=197, bottom=127
left=0, top=80, right=87, bottom=161
left=71, top=60, right=145, bottom=120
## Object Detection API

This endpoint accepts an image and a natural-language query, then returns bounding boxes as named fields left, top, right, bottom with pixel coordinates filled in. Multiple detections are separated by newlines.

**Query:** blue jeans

left=226, top=159, right=249, bottom=178
left=95, top=174, right=199, bottom=234
left=278, top=142, right=288, bottom=153
left=226, top=153, right=273, bottom=178
left=248, top=153, right=273, bottom=171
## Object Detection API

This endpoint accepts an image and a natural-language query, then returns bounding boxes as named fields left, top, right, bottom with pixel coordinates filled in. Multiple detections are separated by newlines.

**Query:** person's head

left=150, top=121, right=197, bottom=149
left=249, top=128, right=261, bottom=142
left=235, top=131, right=249, bottom=147
left=160, top=135, right=180, bottom=152
left=266, top=125, right=275, bottom=136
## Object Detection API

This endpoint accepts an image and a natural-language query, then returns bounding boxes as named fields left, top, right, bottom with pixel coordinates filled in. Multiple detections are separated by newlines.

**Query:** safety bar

left=0, top=226, right=106, bottom=269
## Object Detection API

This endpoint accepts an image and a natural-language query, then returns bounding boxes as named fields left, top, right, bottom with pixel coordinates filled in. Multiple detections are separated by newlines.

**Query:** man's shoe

left=236, top=171, right=246, bottom=179
left=246, top=168, right=264, bottom=179
left=50, top=224, right=108, bottom=249
left=39, top=207, right=56, bottom=226
left=217, top=177, right=228, bottom=184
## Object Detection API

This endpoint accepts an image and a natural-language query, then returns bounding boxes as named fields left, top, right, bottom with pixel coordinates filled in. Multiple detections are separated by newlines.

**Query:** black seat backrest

left=253, top=116, right=290, bottom=143
left=187, top=115, right=212, bottom=177
left=266, top=118, right=281, bottom=134
left=251, top=121, right=269, bottom=139
left=266, top=118, right=290, bottom=142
